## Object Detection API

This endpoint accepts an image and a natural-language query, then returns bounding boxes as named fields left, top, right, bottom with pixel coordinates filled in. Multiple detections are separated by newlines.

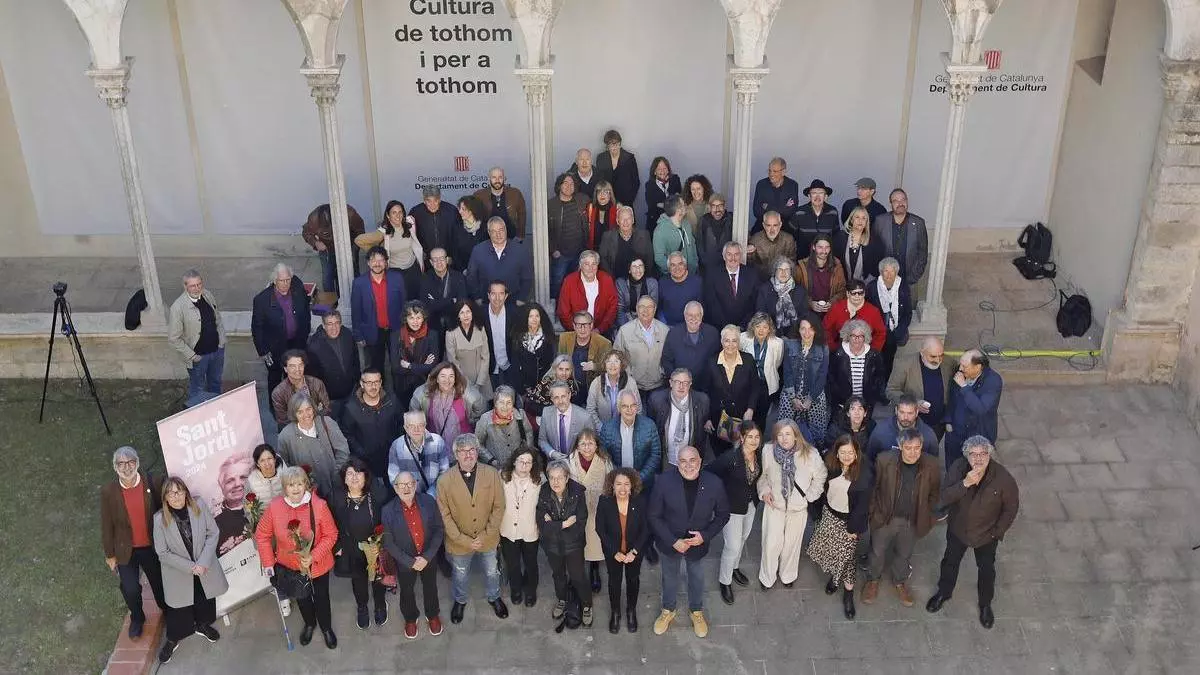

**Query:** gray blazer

left=538, top=403, right=595, bottom=461
left=871, top=212, right=929, bottom=284
left=152, top=501, right=229, bottom=609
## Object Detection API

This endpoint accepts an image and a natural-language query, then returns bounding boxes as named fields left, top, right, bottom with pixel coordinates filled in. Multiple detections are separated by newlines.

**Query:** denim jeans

left=660, top=553, right=707, bottom=612
left=549, top=253, right=579, bottom=300
left=449, top=549, right=501, bottom=604
left=186, top=347, right=225, bottom=407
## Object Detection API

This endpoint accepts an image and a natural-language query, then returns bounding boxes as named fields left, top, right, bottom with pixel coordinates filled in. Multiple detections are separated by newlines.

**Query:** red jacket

left=255, top=494, right=339, bottom=578
left=557, top=270, right=618, bottom=334
left=823, top=300, right=886, bottom=353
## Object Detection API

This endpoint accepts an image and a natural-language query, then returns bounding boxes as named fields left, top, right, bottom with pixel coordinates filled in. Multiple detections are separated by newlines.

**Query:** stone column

left=729, top=62, right=769, bottom=248
left=300, top=56, right=355, bottom=310
left=516, top=66, right=553, bottom=305
left=912, top=60, right=987, bottom=335
left=1107, top=57, right=1200, bottom=382
left=87, top=59, right=165, bottom=318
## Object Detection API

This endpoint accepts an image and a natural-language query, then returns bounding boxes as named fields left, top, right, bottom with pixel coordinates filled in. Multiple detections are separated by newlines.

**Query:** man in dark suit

left=465, top=218, right=534, bottom=302
left=100, top=446, right=166, bottom=639
left=871, top=188, right=928, bottom=289
left=661, top=302, right=721, bottom=391
left=751, top=157, right=799, bottom=234
left=381, top=470, right=445, bottom=637
left=251, top=262, right=312, bottom=393
left=647, top=446, right=729, bottom=638
left=481, top=280, right=518, bottom=390
left=703, top=241, right=759, bottom=330
left=350, top=246, right=407, bottom=373
left=411, top=185, right=462, bottom=269
left=648, top=369, right=713, bottom=468
left=944, top=350, right=1003, bottom=471
left=418, top=247, right=468, bottom=331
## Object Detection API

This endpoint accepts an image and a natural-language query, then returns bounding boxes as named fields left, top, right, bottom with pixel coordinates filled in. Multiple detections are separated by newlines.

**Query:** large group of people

left=136, top=136, right=1019, bottom=661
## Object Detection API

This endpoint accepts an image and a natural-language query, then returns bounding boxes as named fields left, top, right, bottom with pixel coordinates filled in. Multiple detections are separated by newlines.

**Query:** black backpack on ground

left=1013, top=222, right=1056, bottom=280
left=1056, top=290, right=1092, bottom=338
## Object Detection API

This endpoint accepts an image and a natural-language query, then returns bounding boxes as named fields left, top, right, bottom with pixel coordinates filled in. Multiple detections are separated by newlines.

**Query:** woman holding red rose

left=255, top=465, right=340, bottom=649
left=329, top=456, right=391, bottom=630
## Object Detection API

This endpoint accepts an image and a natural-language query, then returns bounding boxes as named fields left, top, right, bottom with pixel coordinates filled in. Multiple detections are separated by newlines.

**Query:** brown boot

left=895, top=583, right=914, bottom=607
left=862, top=580, right=879, bottom=604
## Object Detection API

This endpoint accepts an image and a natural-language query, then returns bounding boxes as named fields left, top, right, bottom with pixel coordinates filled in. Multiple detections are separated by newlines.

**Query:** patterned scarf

left=773, top=442, right=797, bottom=502
left=772, top=275, right=799, bottom=332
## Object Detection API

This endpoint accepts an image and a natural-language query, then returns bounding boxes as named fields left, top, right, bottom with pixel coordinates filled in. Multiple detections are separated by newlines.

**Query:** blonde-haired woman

left=833, top=206, right=883, bottom=285
left=740, top=313, right=785, bottom=421
left=153, top=477, right=228, bottom=663
left=568, top=428, right=614, bottom=593
left=757, top=419, right=826, bottom=589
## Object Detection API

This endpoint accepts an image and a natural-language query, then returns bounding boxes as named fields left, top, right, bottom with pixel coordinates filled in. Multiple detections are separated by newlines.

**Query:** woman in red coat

left=556, top=251, right=619, bottom=335
left=255, top=465, right=340, bottom=649
left=823, top=279, right=886, bottom=353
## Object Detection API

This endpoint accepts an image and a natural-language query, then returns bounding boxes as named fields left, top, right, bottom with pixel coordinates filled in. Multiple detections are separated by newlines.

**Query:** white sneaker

left=279, top=598, right=291, bottom=617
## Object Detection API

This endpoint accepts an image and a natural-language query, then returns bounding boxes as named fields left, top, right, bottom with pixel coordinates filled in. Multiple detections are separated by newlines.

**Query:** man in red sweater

left=824, top=279, right=886, bottom=352
left=556, top=250, right=618, bottom=335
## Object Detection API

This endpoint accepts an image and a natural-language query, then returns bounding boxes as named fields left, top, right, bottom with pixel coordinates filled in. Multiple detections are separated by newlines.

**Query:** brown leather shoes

left=895, top=583, right=914, bottom=607
left=862, top=580, right=879, bottom=604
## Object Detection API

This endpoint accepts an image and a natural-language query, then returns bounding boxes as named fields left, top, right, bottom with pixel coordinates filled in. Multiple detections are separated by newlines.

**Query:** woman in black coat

left=594, top=467, right=650, bottom=634
left=388, top=301, right=442, bottom=407
left=708, top=326, right=767, bottom=454
left=806, top=434, right=873, bottom=620
left=509, top=303, right=558, bottom=419
left=644, top=156, right=682, bottom=228
left=833, top=206, right=885, bottom=286
left=595, top=130, right=641, bottom=208
left=755, top=258, right=810, bottom=338
left=328, top=457, right=392, bottom=629
left=825, top=318, right=885, bottom=416
left=705, top=421, right=763, bottom=605
left=537, top=459, right=592, bottom=626
left=822, top=396, right=876, bottom=455
left=451, top=196, right=489, bottom=269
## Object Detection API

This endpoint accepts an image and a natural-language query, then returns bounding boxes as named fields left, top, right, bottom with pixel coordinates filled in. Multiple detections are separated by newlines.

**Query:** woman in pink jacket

left=255, top=466, right=340, bottom=649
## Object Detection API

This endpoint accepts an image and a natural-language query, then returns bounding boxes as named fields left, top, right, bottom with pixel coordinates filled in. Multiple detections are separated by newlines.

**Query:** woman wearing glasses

left=826, top=319, right=886, bottom=417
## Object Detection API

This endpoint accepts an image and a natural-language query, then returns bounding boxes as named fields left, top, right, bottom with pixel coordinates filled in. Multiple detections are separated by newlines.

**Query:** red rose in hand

left=246, top=493, right=257, bottom=503
left=287, top=519, right=301, bottom=531
left=373, top=525, right=385, bottom=537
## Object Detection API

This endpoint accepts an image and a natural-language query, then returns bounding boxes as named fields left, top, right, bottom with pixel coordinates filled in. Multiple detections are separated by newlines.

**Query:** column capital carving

left=941, top=0, right=1003, bottom=65
left=943, top=56, right=988, bottom=105
left=1161, top=56, right=1200, bottom=103
left=505, top=0, right=566, bottom=70
left=730, top=59, right=769, bottom=106
left=515, top=66, right=554, bottom=106
left=280, top=0, right=349, bottom=70
left=300, top=54, right=344, bottom=106
left=86, top=57, right=133, bottom=109
left=720, top=0, right=784, bottom=69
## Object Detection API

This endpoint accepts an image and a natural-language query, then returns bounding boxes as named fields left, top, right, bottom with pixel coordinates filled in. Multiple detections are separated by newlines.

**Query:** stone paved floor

left=157, top=384, right=1200, bottom=674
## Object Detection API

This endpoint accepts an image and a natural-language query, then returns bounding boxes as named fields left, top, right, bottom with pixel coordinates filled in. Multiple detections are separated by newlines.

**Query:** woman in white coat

left=152, top=477, right=229, bottom=664
left=757, top=419, right=826, bottom=589
left=740, top=313, right=785, bottom=424
left=567, top=429, right=614, bottom=593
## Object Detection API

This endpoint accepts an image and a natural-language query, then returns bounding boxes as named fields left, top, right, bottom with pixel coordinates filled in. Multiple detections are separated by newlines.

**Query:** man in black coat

left=251, top=263, right=312, bottom=393
left=703, top=241, right=759, bottom=330
left=595, top=130, right=640, bottom=208
left=751, top=157, right=799, bottom=234
left=306, top=310, right=361, bottom=419
left=840, top=177, right=888, bottom=225
left=648, top=370, right=713, bottom=468
left=647, top=447, right=729, bottom=638
left=411, top=186, right=462, bottom=269
left=792, top=179, right=842, bottom=253
left=661, top=302, right=721, bottom=392
left=340, top=369, right=404, bottom=483
left=418, top=247, right=468, bottom=331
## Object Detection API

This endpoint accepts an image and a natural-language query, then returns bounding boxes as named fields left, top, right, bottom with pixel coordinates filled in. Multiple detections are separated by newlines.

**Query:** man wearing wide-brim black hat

left=792, top=179, right=842, bottom=253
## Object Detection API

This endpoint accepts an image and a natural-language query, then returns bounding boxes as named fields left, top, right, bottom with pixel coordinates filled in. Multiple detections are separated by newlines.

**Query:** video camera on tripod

left=38, top=280, right=111, bottom=434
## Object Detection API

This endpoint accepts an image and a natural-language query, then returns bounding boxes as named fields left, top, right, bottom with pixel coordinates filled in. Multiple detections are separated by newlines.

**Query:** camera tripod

left=38, top=285, right=111, bottom=435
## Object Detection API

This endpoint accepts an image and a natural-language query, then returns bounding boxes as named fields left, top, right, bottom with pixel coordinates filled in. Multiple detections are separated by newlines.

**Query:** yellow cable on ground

left=945, top=349, right=1101, bottom=357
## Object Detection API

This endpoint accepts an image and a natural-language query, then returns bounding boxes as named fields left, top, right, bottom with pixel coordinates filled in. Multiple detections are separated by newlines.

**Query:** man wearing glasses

left=557, top=310, right=612, bottom=404
left=418, top=247, right=468, bottom=331
left=887, top=337, right=954, bottom=440
left=926, top=436, right=1019, bottom=630
left=100, top=447, right=167, bottom=640
left=342, top=368, right=404, bottom=480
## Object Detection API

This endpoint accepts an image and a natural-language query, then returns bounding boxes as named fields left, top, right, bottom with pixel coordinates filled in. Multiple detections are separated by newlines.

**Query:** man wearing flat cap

left=841, top=177, right=888, bottom=226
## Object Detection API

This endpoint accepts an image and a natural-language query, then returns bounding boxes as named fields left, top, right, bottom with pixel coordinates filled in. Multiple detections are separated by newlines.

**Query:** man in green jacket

left=652, top=195, right=698, bottom=277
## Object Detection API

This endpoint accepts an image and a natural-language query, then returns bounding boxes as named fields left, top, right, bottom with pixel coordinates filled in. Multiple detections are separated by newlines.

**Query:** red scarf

left=492, top=408, right=514, bottom=425
left=400, top=322, right=429, bottom=358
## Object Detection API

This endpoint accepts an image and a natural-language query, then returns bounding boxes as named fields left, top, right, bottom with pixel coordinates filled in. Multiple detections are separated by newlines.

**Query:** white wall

left=1047, top=0, right=1166, bottom=326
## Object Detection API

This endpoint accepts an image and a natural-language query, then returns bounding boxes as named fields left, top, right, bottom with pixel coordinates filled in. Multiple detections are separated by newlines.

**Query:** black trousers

left=164, top=577, right=217, bottom=642
left=546, top=549, right=591, bottom=608
left=117, top=546, right=166, bottom=624
left=350, top=555, right=387, bottom=611
left=500, top=537, right=540, bottom=597
left=365, top=330, right=390, bottom=373
left=396, top=564, right=440, bottom=622
left=604, top=555, right=643, bottom=608
left=936, top=530, right=999, bottom=607
left=296, top=572, right=334, bottom=631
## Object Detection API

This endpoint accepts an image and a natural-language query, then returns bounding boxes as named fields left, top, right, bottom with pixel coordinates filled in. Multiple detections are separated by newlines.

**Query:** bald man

left=887, top=337, right=953, bottom=440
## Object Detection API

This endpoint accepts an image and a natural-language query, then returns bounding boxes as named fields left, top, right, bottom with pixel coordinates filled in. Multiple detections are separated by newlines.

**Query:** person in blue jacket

left=350, top=246, right=406, bottom=372
left=943, top=349, right=1003, bottom=470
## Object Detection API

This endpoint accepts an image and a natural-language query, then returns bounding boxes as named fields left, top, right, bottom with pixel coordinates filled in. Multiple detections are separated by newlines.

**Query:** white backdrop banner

left=157, top=382, right=270, bottom=615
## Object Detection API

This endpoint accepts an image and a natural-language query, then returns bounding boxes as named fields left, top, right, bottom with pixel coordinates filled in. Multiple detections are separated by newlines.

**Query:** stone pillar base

left=909, top=301, right=948, bottom=340
left=1103, top=309, right=1181, bottom=382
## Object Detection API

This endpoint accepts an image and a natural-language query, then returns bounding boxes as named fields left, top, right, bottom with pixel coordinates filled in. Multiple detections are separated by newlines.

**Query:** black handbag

left=271, top=497, right=317, bottom=600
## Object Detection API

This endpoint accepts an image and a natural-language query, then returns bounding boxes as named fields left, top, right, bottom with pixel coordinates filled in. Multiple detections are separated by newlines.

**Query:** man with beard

left=840, top=177, right=887, bottom=225
left=792, top=179, right=842, bottom=253
left=340, top=368, right=404, bottom=482
left=213, top=453, right=255, bottom=555
left=696, top=193, right=733, bottom=275
left=747, top=210, right=797, bottom=279
left=795, top=235, right=847, bottom=315
left=866, top=395, right=939, bottom=462
left=871, top=188, right=928, bottom=289
left=473, top=166, right=527, bottom=239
